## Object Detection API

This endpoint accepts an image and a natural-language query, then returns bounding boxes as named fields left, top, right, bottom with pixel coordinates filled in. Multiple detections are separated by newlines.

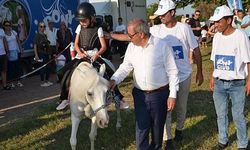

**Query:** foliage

left=146, top=3, right=158, bottom=21
left=147, top=0, right=249, bottom=21
left=174, top=0, right=249, bottom=10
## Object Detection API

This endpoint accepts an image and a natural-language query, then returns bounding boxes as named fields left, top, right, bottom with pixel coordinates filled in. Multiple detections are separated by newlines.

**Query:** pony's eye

left=87, top=92, right=93, bottom=96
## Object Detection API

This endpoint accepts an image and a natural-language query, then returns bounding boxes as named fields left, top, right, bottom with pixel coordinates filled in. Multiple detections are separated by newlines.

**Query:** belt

left=138, top=84, right=169, bottom=94
left=216, top=78, right=244, bottom=82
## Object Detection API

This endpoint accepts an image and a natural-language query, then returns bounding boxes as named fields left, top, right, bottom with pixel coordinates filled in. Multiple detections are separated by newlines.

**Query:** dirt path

left=0, top=74, right=60, bottom=125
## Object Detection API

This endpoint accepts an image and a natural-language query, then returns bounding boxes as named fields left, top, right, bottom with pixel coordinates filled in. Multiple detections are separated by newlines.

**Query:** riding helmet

left=75, top=2, right=96, bottom=20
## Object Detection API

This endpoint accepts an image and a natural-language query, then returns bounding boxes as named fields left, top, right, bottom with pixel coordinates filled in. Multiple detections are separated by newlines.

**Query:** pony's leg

left=115, top=102, right=122, bottom=130
left=89, top=117, right=97, bottom=150
left=70, top=113, right=81, bottom=150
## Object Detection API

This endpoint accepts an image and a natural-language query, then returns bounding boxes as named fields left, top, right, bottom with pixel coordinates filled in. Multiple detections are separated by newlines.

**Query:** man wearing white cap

left=209, top=5, right=250, bottom=150
left=108, top=0, right=203, bottom=149
left=153, top=0, right=203, bottom=149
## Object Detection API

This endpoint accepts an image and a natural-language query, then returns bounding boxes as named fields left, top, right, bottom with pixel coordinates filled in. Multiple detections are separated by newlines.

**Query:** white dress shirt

left=111, top=36, right=179, bottom=98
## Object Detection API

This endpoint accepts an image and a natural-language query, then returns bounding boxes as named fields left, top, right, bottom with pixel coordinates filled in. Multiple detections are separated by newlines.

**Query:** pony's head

left=70, top=62, right=109, bottom=128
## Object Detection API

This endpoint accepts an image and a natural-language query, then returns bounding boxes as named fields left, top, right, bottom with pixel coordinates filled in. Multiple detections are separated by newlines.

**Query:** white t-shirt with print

left=210, top=29, right=250, bottom=80
left=150, top=22, right=198, bottom=82
left=45, top=27, right=57, bottom=46
left=5, top=30, right=19, bottom=52
left=75, top=25, right=104, bottom=59
left=0, top=28, right=6, bottom=55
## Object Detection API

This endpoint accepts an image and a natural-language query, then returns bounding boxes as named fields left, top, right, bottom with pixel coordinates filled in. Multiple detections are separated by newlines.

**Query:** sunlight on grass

left=0, top=110, right=71, bottom=149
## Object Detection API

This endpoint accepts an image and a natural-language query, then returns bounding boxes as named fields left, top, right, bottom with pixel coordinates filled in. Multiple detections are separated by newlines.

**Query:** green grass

left=0, top=47, right=249, bottom=150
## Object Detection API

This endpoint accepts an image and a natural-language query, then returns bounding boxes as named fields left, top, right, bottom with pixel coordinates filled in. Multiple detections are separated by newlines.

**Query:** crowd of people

left=179, top=5, right=250, bottom=48
left=0, top=18, right=74, bottom=89
left=109, top=0, right=249, bottom=149
left=0, top=0, right=249, bottom=149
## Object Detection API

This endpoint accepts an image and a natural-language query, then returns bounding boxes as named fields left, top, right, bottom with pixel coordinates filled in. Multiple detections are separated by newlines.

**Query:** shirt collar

left=143, top=35, right=154, bottom=48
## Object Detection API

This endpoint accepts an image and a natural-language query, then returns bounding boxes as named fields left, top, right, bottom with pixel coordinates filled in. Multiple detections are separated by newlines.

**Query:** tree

left=174, top=0, right=249, bottom=9
left=146, top=3, right=158, bottom=21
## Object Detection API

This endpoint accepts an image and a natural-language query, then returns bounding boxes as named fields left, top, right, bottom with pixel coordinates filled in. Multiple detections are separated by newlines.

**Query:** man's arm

left=109, top=44, right=133, bottom=89
left=110, top=32, right=130, bottom=41
left=193, top=47, right=204, bottom=86
left=164, top=46, right=179, bottom=111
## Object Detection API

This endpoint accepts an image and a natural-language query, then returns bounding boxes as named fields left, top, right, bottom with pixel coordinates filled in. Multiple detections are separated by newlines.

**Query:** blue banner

left=0, top=0, right=78, bottom=51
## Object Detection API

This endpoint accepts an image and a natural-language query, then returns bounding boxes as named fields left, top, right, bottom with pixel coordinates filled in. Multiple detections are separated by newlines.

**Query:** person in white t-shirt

left=0, top=27, right=10, bottom=90
left=241, top=6, right=250, bottom=39
left=153, top=0, right=203, bottom=148
left=45, top=20, right=57, bottom=53
left=201, top=25, right=208, bottom=48
left=209, top=5, right=250, bottom=150
left=111, top=17, right=128, bottom=57
left=45, top=20, right=58, bottom=73
left=109, top=0, right=203, bottom=149
left=115, top=17, right=126, bottom=33
left=3, top=20, right=23, bottom=88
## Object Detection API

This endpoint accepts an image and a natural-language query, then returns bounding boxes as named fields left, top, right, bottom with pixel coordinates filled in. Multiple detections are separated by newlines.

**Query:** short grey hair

left=128, top=19, right=150, bottom=37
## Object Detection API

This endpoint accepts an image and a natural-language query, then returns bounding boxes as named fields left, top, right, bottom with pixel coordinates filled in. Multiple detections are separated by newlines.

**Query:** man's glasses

left=40, top=25, right=46, bottom=28
left=4, top=24, right=11, bottom=27
left=127, top=32, right=138, bottom=39
left=195, top=13, right=201, bottom=16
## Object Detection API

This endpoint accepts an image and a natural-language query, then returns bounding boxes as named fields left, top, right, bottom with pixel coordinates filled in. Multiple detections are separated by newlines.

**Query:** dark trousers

left=132, top=87, right=169, bottom=150
left=7, top=59, right=22, bottom=80
left=111, top=40, right=128, bottom=57
left=58, top=58, right=82, bottom=100
left=38, top=52, right=51, bottom=81
left=49, top=45, right=57, bottom=73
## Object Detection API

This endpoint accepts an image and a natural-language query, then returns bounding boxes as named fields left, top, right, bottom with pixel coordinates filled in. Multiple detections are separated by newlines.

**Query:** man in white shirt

left=152, top=0, right=203, bottom=148
left=111, top=17, right=128, bottom=57
left=45, top=20, right=58, bottom=73
left=109, top=19, right=179, bottom=150
left=115, top=17, right=126, bottom=33
left=209, top=5, right=250, bottom=150
left=109, top=0, right=203, bottom=149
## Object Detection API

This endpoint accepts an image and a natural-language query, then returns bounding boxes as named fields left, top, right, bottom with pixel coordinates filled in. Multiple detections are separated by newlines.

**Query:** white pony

left=69, top=62, right=109, bottom=150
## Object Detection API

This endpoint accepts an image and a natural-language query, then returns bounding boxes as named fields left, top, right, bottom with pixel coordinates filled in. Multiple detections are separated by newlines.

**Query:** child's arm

left=74, top=33, right=87, bottom=58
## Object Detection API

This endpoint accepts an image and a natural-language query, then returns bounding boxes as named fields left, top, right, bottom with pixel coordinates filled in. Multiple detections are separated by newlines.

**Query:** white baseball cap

left=154, top=0, right=176, bottom=16
left=209, top=5, right=233, bottom=21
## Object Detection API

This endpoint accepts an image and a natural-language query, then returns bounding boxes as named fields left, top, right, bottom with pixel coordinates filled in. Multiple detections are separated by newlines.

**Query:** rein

left=89, top=90, right=116, bottom=118
left=74, top=52, right=119, bottom=118
left=75, top=67, right=117, bottom=118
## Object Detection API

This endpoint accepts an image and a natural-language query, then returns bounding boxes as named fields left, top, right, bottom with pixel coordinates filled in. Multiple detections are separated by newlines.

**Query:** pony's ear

left=99, top=64, right=106, bottom=77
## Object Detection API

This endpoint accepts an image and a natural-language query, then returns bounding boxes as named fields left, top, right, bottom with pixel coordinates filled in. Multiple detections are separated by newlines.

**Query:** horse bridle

left=76, top=55, right=119, bottom=118
left=89, top=90, right=117, bottom=118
